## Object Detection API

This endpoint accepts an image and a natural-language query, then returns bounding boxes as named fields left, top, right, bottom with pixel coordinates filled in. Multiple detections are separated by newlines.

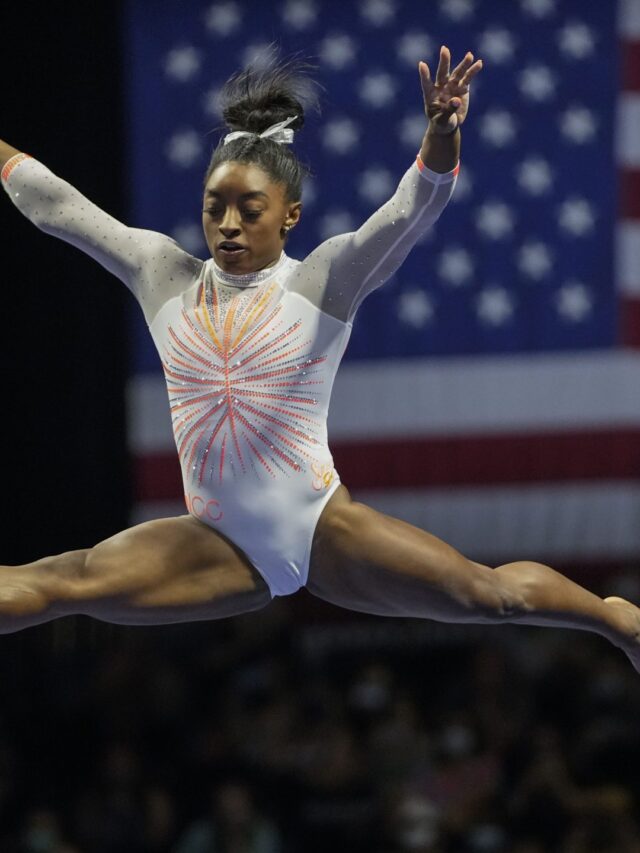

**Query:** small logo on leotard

left=311, top=462, right=335, bottom=491
left=184, top=492, right=223, bottom=522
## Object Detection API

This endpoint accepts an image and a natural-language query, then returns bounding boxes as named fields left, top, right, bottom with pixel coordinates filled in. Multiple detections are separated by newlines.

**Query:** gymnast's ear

left=284, top=200, right=302, bottom=230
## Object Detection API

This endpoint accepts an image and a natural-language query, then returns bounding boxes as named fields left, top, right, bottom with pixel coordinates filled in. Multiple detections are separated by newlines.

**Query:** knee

left=53, top=548, right=93, bottom=582
left=468, top=567, right=533, bottom=622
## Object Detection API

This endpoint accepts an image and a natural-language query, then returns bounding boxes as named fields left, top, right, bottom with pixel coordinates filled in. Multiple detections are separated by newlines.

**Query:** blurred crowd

left=1, top=571, right=639, bottom=853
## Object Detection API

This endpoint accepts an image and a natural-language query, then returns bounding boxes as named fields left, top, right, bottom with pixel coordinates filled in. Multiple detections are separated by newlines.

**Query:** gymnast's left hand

left=419, top=46, right=483, bottom=135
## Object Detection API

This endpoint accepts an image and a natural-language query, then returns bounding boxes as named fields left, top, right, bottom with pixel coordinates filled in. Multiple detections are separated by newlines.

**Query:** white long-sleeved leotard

left=2, top=152, right=457, bottom=596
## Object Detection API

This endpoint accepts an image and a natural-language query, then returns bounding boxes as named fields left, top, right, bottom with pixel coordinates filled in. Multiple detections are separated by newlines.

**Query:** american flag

left=125, top=0, right=640, bottom=567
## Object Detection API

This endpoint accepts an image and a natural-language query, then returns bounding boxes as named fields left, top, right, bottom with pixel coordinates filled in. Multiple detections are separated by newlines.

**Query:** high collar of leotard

left=210, top=252, right=289, bottom=289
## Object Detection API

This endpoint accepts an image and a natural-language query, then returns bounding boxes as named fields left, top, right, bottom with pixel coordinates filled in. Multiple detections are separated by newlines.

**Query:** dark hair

left=205, top=52, right=321, bottom=202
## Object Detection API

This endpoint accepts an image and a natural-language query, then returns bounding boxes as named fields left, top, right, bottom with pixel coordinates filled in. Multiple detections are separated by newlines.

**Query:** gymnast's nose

left=219, top=208, right=241, bottom=235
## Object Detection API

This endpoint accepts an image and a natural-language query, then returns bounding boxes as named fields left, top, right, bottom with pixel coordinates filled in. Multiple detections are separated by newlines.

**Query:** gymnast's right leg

left=0, top=515, right=271, bottom=633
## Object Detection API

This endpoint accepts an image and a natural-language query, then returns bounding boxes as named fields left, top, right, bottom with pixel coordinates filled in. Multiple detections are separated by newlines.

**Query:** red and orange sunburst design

left=162, top=280, right=327, bottom=484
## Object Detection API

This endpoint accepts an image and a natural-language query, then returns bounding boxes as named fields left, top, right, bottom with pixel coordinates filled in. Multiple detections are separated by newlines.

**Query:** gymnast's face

left=203, top=162, right=301, bottom=274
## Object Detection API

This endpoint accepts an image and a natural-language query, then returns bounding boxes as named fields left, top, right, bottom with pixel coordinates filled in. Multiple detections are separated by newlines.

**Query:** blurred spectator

left=173, top=781, right=282, bottom=853
left=19, top=808, right=79, bottom=853
left=380, top=790, right=443, bottom=852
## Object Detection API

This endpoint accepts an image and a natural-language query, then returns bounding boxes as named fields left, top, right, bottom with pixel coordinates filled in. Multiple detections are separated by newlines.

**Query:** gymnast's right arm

left=0, top=140, right=203, bottom=324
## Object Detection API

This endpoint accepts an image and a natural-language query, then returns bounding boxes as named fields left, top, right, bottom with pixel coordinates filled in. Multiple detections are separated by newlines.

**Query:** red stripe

left=620, top=169, right=640, bottom=218
left=619, top=295, right=640, bottom=346
left=133, top=428, right=640, bottom=500
left=135, top=454, right=182, bottom=501
left=1, top=152, right=32, bottom=182
left=416, top=153, right=459, bottom=180
left=622, top=40, right=640, bottom=92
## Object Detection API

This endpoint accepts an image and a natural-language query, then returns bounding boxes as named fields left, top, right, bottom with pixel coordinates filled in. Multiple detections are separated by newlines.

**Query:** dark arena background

left=3, top=1, right=640, bottom=851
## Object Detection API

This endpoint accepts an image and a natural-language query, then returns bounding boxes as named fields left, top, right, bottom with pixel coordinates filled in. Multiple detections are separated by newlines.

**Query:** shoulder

left=132, top=228, right=203, bottom=266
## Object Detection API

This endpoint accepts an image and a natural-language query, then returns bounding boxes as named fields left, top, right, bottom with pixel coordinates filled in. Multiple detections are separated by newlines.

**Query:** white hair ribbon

left=222, top=115, right=298, bottom=146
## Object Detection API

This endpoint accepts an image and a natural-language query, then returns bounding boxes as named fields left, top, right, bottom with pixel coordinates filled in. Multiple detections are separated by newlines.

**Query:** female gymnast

left=2, top=47, right=639, bottom=672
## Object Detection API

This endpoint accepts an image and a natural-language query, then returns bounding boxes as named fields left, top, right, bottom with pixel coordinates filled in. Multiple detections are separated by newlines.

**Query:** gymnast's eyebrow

left=204, top=190, right=269, bottom=199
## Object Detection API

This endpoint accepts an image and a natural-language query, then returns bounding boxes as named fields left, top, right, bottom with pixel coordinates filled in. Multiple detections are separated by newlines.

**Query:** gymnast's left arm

left=289, top=46, right=482, bottom=322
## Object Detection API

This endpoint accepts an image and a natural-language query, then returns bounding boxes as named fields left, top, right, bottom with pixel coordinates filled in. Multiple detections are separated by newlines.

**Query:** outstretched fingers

left=419, top=47, right=483, bottom=127
left=449, top=51, right=475, bottom=85
left=434, top=44, right=451, bottom=86
left=459, top=58, right=483, bottom=89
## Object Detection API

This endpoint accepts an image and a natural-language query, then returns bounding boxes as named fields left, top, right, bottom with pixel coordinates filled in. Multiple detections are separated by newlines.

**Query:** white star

left=520, top=0, right=556, bottom=17
left=358, top=72, right=397, bottom=108
left=477, top=28, right=516, bottom=64
left=172, top=222, right=206, bottom=255
left=439, top=0, right=475, bottom=22
left=360, top=0, right=396, bottom=26
left=450, top=167, right=472, bottom=202
left=559, top=106, right=597, bottom=144
left=437, top=247, right=474, bottom=286
left=204, top=2, right=241, bottom=36
left=555, top=280, right=592, bottom=322
left=517, top=241, right=554, bottom=279
left=322, top=118, right=360, bottom=154
left=164, top=46, right=202, bottom=83
left=396, top=31, right=435, bottom=66
left=318, top=209, right=357, bottom=240
left=558, top=21, right=596, bottom=60
left=518, top=65, right=557, bottom=101
left=398, top=112, right=427, bottom=148
left=165, top=130, right=203, bottom=168
left=475, top=202, right=515, bottom=240
left=357, top=167, right=395, bottom=205
left=557, top=197, right=595, bottom=236
left=241, top=42, right=274, bottom=70
left=479, top=111, right=517, bottom=147
left=516, top=157, right=553, bottom=195
left=319, top=33, right=357, bottom=70
left=397, top=289, right=435, bottom=328
left=281, top=0, right=318, bottom=30
left=202, top=86, right=223, bottom=118
left=476, top=287, right=514, bottom=326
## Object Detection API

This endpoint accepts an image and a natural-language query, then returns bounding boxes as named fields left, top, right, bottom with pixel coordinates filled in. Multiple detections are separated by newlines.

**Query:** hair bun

left=220, top=52, right=320, bottom=136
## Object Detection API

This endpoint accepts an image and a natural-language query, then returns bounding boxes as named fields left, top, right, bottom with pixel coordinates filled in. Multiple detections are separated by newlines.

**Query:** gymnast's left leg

left=307, top=486, right=640, bottom=672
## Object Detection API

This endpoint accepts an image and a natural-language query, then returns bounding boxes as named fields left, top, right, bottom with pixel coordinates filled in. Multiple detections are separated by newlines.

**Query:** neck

left=211, top=252, right=287, bottom=288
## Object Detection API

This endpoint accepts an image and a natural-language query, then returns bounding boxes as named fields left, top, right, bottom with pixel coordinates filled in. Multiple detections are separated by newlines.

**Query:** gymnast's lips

left=217, top=241, right=247, bottom=254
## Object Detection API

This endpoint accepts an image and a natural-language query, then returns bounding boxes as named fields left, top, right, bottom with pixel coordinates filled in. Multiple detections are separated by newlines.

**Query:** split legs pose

left=1, top=486, right=639, bottom=674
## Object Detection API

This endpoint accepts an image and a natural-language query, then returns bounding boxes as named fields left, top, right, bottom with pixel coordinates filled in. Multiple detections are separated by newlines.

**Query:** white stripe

left=128, top=351, right=640, bottom=450
left=616, top=94, right=640, bottom=166
left=132, top=482, right=640, bottom=563
left=353, top=482, right=640, bottom=562
left=616, top=220, right=640, bottom=295
left=328, top=352, right=640, bottom=438
left=618, top=0, right=640, bottom=38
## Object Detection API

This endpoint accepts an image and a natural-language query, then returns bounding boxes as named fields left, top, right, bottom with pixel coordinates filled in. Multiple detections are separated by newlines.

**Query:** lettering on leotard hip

left=184, top=492, right=223, bottom=522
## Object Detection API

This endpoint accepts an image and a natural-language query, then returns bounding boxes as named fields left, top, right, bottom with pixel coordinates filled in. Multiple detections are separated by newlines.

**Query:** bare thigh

left=2, top=514, right=271, bottom=628
left=308, top=485, right=496, bottom=620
